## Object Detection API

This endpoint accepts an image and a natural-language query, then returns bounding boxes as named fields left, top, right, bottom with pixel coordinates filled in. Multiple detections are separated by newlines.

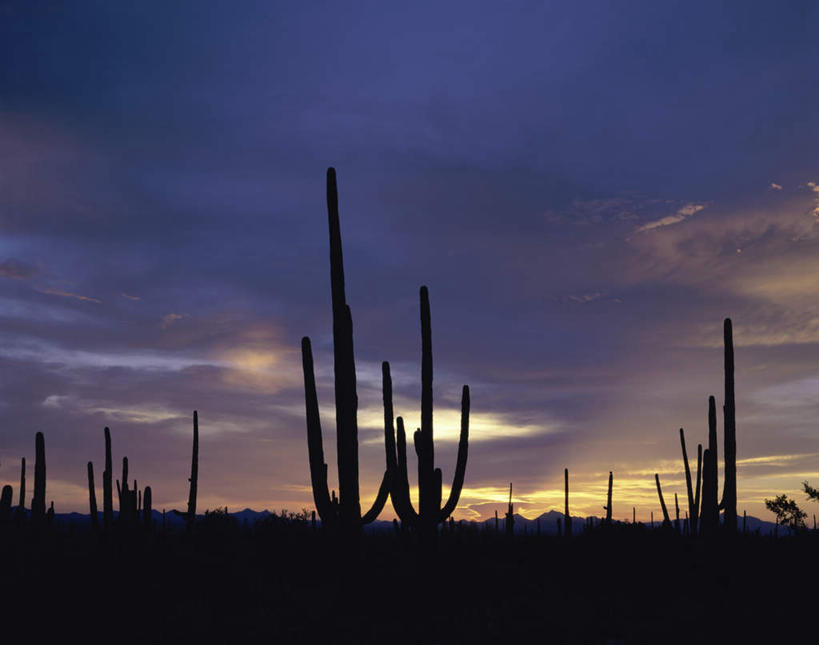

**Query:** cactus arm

left=440, top=385, right=470, bottom=522
left=301, top=336, right=334, bottom=523
left=394, top=417, right=419, bottom=524
left=693, top=443, right=702, bottom=533
left=680, top=428, right=696, bottom=532
left=654, top=474, right=671, bottom=525
left=87, top=462, right=98, bottom=529
left=382, top=362, right=417, bottom=523
left=360, top=471, right=389, bottom=525
left=103, top=427, right=113, bottom=530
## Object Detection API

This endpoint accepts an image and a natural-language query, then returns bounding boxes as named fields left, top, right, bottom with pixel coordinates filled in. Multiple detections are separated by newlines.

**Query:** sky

left=2, top=0, right=819, bottom=523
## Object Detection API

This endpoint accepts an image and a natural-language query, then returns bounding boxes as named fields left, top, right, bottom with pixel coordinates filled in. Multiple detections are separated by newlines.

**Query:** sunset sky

left=2, top=1, right=819, bottom=523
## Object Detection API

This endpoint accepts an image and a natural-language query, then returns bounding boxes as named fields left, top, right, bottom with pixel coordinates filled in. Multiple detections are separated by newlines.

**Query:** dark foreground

left=2, top=518, right=814, bottom=644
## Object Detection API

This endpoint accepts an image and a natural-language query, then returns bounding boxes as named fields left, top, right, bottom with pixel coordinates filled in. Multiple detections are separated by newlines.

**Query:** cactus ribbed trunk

left=103, top=427, right=113, bottom=531
left=87, top=462, right=98, bottom=530
left=722, top=319, right=737, bottom=533
left=693, top=444, right=702, bottom=535
left=564, top=468, right=572, bottom=537
left=31, top=432, right=46, bottom=523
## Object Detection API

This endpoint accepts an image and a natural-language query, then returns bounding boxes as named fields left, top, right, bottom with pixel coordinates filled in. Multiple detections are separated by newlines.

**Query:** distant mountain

left=6, top=505, right=791, bottom=535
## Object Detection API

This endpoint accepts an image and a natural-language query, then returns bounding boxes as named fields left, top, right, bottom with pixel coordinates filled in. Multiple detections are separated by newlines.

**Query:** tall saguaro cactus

left=505, top=483, right=514, bottom=537
left=186, top=411, right=198, bottom=524
left=15, top=457, right=25, bottom=522
left=103, top=427, right=113, bottom=531
left=604, top=471, right=613, bottom=524
left=302, top=168, right=389, bottom=536
left=384, top=286, right=470, bottom=541
left=564, top=468, right=572, bottom=537
left=31, top=432, right=46, bottom=523
left=721, top=318, right=737, bottom=533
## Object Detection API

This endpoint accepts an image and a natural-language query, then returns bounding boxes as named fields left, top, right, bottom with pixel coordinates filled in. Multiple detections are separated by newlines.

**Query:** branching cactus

left=680, top=428, right=701, bottom=535
left=31, top=432, right=46, bottom=523
left=382, top=286, right=470, bottom=543
left=564, top=468, right=572, bottom=537
left=301, top=168, right=389, bottom=537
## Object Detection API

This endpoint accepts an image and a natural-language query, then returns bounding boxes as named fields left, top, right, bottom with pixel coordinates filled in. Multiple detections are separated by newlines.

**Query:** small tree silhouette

left=764, top=494, right=806, bottom=532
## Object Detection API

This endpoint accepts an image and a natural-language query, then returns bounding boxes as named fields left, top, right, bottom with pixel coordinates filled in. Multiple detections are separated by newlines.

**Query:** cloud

left=121, top=293, right=142, bottom=301
left=0, top=259, right=37, bottom=280
left=35, top=286, right=101, bottom=303
left=808, top=181, right=819, bottom=217
left=568, top=292, right=602, bottom=304
left=632, top=203, right=705, bottom=235
left=770, top=182, right=783, bottom=191
left=161, top=313, right=185, bottom=329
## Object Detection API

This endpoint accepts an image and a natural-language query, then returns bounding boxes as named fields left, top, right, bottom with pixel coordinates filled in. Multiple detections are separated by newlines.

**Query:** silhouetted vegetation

left=1, top=168, right=815, bottom=641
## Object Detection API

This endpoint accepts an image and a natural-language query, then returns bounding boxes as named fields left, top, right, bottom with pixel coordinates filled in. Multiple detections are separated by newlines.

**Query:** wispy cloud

left=770, top=182, right=783, bottom=191
left=35, top=286, right=101, bottom=303
left=632, top=203, right=705, bottom=235
left=121, top=292, right=142, bottom=301
left=807, top=181, right=819, bottom=217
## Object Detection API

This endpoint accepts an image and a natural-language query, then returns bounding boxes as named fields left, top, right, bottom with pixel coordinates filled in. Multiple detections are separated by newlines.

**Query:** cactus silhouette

left=87, top=462, right=98, bottom=530
left=103, top=427, right=113, bottom=531
left=654, top=474, right=671, bottom=528
left=31, top=432, right=46, bottom=523
left=302, top=168, right=389, bottom=537
left=15, top=457, right=25, bottom=523
left=184, top=411, right=198, bottom=526
left=680, top=428, right=702, bottom=535
left=674, top=492, right=680, bottom=532
left=143, top=486, right=152, bottom=530
left=0, top=485, right=12, bottom=522
left=383, top=286, right=470, bottom=542
left=700, top=397, right=720, bottom=536
left=564, top=468, right=572, bottom=537
left=604, top=471, right=613, bottom=524
left=505, top=483, right=514, bottom=537
left=721, top=318, right=737, bottom=533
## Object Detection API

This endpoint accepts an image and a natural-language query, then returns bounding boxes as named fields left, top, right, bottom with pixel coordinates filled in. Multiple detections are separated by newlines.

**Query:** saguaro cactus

left=505, top=483, right=514, bottom=537
left=302, top=168, right=389, bottom=536
left=721, top=318, right=738, bottom=533
left=654, top=474, right=671, bottom=528
left=185, top=411, right=198, bottom=525
left=15, top=457, right=25, bottom=522
left=103, top=427, right=113, bottom=530
left=604, top=471, right=613, bottom=524
left=87, top=462, right=98, bottom=530
left=143, top=486, right=152, bottom=530
left=0, top=485, right=12, bottom=522
left=384, top=287, right=470, bottom=542
left=700, top=396, right=720, bottom=536
left=31, top=432, right=46, bottom=523
left=565, top=468, right=572, bottom=537
left=680, top=428, right=702, bottom=535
